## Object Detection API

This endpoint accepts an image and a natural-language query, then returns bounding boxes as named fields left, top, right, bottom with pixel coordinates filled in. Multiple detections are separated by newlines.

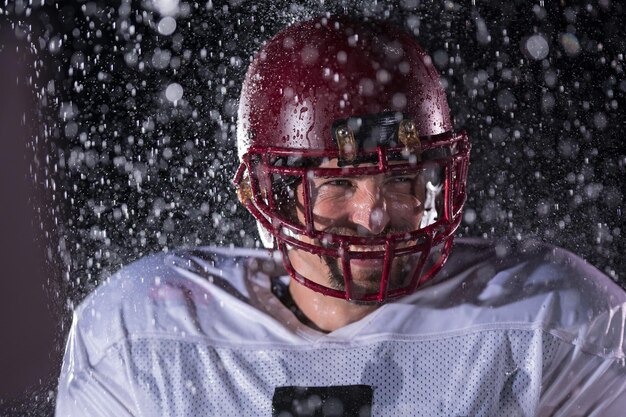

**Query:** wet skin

left=288, top=158, right=426, bottom=296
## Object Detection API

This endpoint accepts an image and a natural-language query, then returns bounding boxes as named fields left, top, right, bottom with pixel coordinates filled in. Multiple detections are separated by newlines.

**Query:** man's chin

left=324, top=254, right=412, bottom=296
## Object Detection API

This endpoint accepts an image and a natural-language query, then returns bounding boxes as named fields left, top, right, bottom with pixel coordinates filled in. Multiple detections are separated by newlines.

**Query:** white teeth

left=348, top=246, right=385, bottom=252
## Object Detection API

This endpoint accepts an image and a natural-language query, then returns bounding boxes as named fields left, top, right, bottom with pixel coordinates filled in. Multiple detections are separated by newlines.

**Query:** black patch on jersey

left=272, top=385, right=372, bottom=417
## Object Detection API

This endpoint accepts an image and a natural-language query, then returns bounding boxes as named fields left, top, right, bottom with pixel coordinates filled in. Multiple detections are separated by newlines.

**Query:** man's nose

left=349, top=182, right=390, bottom=235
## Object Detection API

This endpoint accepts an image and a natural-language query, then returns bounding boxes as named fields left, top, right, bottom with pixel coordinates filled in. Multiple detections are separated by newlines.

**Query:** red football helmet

left=234, top=16, right=470, bottom=302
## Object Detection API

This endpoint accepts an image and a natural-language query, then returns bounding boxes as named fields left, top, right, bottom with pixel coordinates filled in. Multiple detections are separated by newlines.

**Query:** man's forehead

left=316, top=158, right=342, bottom=169
left=315, top=157, right=415, bottom=170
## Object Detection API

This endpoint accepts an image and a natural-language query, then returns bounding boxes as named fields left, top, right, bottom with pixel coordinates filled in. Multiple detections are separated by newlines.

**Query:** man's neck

left=288, top=281, right=379, bottom=332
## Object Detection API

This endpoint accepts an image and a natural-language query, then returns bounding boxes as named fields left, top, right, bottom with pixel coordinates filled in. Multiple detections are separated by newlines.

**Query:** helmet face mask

left=234, top=16, right=471, bottom=302
left=235, top=117, right=469, bottom=302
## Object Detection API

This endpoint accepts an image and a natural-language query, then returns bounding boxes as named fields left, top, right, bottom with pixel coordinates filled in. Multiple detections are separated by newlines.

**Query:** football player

left=56, top=16, right=626, bottom=417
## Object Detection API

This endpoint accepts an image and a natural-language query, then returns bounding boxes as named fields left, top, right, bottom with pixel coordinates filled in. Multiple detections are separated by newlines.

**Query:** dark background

left=1, top=0, right=624, bottom=415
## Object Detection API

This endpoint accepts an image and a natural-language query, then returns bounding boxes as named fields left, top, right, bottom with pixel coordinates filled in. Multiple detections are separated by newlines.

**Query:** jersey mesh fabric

left=128, top=329, right=561, bottom=417
left=55, top=241, right=626, bottom=417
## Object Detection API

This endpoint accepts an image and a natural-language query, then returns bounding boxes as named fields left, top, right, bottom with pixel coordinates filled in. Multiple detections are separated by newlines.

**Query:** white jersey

left=55, top=238, right=626, bottom=417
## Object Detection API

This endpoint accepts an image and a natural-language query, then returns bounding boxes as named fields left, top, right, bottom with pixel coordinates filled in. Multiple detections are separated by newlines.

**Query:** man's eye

left=389, top=176, right=415, bottom=184
left=322, top=179, right=352, bottom=187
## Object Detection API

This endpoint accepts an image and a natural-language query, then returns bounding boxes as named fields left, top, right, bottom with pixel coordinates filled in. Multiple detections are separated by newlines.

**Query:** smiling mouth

left=350, top=257, right=385, bottom=269
left=346, top=246, right=386, bottom=269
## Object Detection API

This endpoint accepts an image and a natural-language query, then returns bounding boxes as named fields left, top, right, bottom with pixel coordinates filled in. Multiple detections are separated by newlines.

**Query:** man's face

left=286, top=158, right=426, bottom=299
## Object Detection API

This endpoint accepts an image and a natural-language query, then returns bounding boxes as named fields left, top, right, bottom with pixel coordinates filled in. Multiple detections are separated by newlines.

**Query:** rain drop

left=165, top=83, right=184, bottom=102
left=158, top=16, right=177, bottom=36
left=524, top=34, right=549, bottom=60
